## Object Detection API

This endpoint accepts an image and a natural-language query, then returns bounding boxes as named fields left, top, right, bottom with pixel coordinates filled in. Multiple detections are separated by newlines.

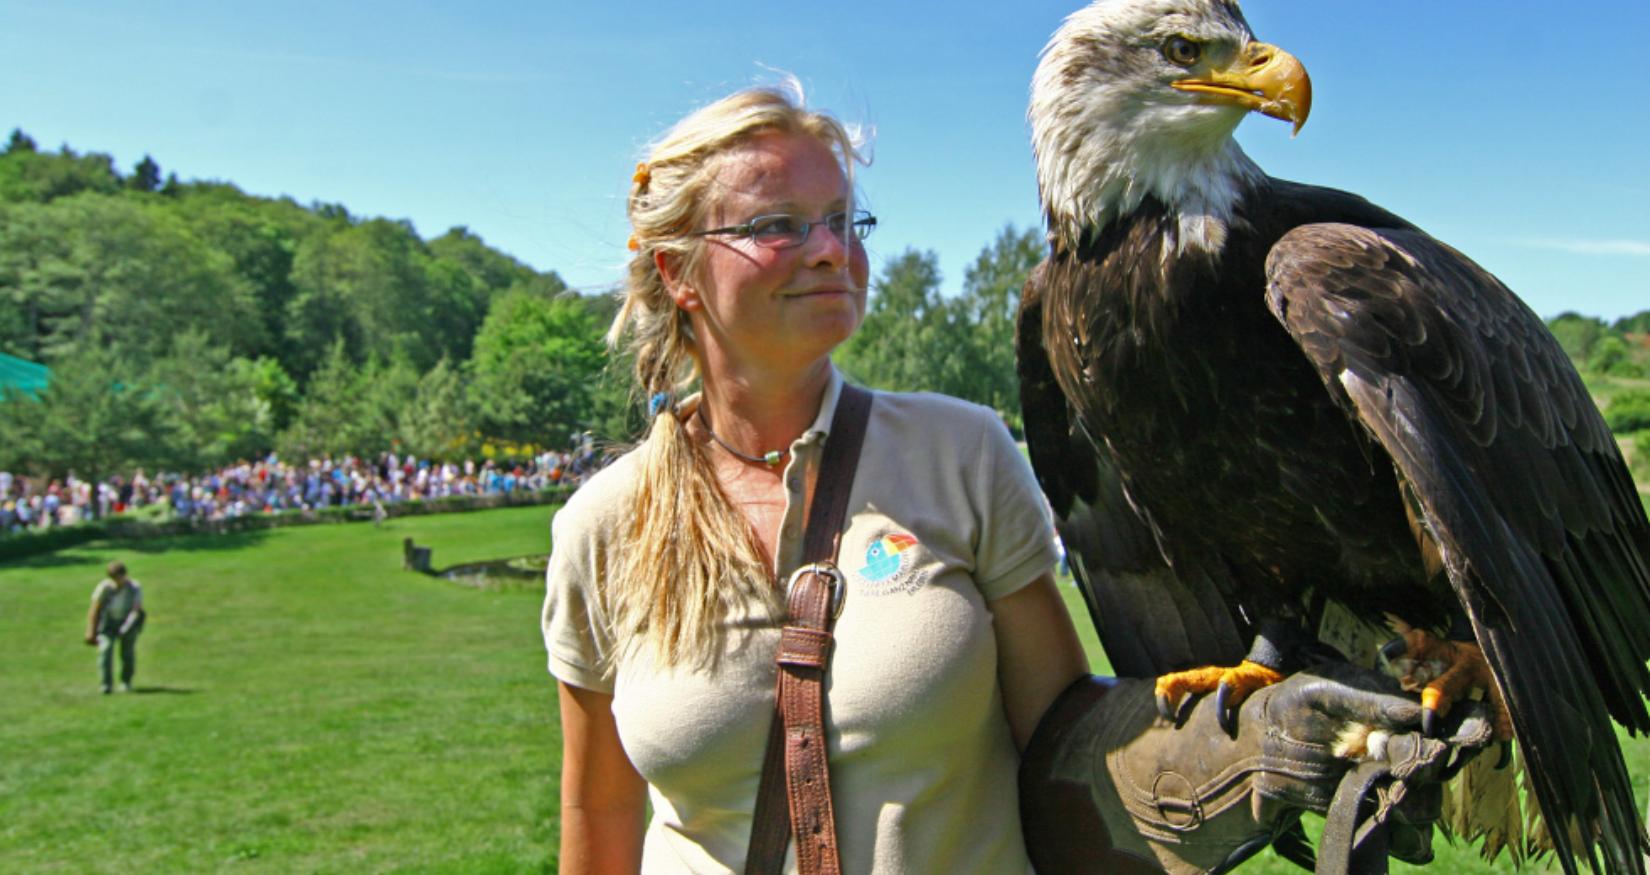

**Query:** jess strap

left=745, top=383, right=873, bottom=875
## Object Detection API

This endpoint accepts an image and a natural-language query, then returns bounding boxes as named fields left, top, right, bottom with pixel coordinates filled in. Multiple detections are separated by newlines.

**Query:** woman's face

left=670, top=130, right=869, bottom=376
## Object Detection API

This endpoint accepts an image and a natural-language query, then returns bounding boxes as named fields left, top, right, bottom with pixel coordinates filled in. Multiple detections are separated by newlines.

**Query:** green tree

left=0, top=194, right=262, bottom=364
left=1587, top=335, right=1643, bottom=378
left=178, top=194, right=315, bottom=365
left=0, top=144, right=121, bottom=203
left=428, top=226, right=538, bottom=296
left=467, top=290, right=607, bottom=448
left=146, top=332, right=293, bottom=468
left=1605, top=390, right=1650, bottom=434
left=397, top=357, right=475, bottom=459
left=277, top=342, right=374, bottom=460
left=1547, top=312, right=1609, bottom=365
left=128, top=155, right=161, bottom=193
left=835, top=248, right=954, bottom=393
left=427, top=226, right=566, bottom=366
left=0, top=347, right=170, bottom=516
left=238, top=355, right=301, bottom=439
left=361, top=352, right=422, bottom=457
left=1613, top=311, right=1650, bottom=336
left=286, top=218, right=454, bottom=380
left=1633, top=433, right=1650, bottom=485
left=951, top=225, right=1044, bottom=426
left=5, top=129, right=37, bottom=155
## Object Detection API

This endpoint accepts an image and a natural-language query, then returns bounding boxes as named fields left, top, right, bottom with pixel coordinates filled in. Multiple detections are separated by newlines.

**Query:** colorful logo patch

left=857, top=532, right=919, bottom=583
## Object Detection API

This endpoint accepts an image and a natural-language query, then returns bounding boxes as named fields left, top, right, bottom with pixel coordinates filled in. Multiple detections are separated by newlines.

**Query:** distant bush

left=0, top=521, right=106, bottom=563
left=1633, top=433, right=1650, bottom=486
left=1614, top=311, right=1650, bottom=335
left=1549, top=312, right=1608, bottom=362
left=1606, top=391, right=1650, bottom=433
left=1588, top=336, right=1646, bottom=378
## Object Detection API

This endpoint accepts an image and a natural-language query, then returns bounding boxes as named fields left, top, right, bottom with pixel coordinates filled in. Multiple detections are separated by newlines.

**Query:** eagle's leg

left=1379, top=616, right=1513, bottom=752
left=1154, top=619, right=1294, bottom=732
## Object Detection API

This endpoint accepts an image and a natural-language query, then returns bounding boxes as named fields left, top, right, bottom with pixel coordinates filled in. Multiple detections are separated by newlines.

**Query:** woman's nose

left=801, top=220, right=850, bottom=269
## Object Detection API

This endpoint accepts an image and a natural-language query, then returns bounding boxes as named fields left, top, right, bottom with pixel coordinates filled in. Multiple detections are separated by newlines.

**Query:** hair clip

left=633, top=162, right=651, bottom=187
left=627, top=235, right=640, bottom=252
left=648, top=391, right=672, bottom=417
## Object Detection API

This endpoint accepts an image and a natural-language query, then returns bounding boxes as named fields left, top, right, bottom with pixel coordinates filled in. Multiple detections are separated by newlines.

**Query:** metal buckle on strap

left=786, top=563, right=846, bottom=620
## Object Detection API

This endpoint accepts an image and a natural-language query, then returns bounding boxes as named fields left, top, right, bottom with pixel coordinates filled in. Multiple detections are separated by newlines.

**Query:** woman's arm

left=557, top=681, right=647, bottom=875
left=989, top=572, right=1090, bottom=751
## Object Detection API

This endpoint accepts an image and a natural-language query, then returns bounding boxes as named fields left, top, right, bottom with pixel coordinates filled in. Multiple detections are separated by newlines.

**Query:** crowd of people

left=0, top=445, right=603, bottom=534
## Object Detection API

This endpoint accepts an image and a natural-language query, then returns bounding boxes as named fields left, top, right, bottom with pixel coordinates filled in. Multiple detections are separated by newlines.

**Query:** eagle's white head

left=1030, top=0, right=1310, bottom=254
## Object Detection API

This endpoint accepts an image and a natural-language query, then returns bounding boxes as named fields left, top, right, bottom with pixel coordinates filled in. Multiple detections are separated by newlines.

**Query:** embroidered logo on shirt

left=854, top=532, right=927, bottom=595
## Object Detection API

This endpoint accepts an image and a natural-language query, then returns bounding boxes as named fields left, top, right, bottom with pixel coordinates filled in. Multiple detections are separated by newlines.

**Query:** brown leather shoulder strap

left=800, top=384, right=872, bottom=563
left=745, top=383, right=873, bottom=875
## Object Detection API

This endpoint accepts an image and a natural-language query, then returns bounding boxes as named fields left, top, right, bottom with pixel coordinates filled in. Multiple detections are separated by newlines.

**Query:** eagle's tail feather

left=1441, top=742, right=1531, bottom=866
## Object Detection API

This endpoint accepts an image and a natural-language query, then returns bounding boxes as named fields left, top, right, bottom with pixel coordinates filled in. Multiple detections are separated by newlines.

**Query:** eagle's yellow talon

left=1155, top=660, right=1285, bottom=726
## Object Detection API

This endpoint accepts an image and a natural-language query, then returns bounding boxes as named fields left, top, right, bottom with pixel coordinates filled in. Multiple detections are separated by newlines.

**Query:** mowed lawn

left=1, top=505, right=561, bottom=873
left=4, top=504, right=1646, bottom=873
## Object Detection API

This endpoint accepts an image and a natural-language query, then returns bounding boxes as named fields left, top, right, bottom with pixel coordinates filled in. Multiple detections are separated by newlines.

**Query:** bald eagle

left=1016, top=1, right=1650, bottom=872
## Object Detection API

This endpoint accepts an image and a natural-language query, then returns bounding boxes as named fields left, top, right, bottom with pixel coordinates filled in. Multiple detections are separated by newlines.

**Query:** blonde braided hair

left=604, top=83, right=867, bottom=668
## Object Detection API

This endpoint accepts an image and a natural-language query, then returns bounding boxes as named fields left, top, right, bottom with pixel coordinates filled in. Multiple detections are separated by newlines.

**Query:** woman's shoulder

left=551, top=447, right=647, bottom=538
left=862, top=388, right=1009, bottom=441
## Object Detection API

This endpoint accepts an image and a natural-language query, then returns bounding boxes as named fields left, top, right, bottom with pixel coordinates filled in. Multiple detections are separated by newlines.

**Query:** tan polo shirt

left=543, top=370, right=1058, bottom=874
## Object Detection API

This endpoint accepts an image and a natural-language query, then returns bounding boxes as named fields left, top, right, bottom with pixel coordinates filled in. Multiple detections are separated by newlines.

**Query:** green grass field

left=4, top=506, right=1645, bottom=872
left=1, top=506, right=560, bottom=873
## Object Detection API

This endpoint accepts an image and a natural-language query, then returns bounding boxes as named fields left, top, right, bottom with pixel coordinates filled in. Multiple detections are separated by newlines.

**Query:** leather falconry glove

left=1020, top=662, right=1494, bottom=875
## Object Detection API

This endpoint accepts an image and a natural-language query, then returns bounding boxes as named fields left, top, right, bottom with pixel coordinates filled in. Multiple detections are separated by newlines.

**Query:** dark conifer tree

left=129, top=155, right=161, bottom=192
left=4, top=128, right=37, bottom=154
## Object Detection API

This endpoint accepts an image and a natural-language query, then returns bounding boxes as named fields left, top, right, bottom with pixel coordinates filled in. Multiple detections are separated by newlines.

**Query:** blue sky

left=4, top=1, right=1648, bottom=319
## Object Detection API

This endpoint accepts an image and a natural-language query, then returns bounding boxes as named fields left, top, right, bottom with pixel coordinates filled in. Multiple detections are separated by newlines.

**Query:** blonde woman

left=543, top=86, right=1481, bottom=874
left=544, top=84, right=1086, bottom=872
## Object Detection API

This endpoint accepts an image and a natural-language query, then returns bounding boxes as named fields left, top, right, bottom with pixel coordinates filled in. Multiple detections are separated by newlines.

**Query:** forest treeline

left=0, top=130, right=1041, bottom=490
left=1547, top=313, right=1650, bottom=460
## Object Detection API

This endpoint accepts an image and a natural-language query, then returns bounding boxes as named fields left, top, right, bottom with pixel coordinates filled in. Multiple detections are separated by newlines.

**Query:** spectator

left=85, top=560, right=146, bottom=694
left=1, top=445, right=610, bottom=535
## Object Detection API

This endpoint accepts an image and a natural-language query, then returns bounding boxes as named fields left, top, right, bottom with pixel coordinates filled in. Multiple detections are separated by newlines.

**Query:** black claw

left=1156, top=691, right=1176, bottom=721
left=1177, top=694, right=1197, bottom=724
left=1495, top=741, right=1512, bottom=770
left=1216, top=682, right=1238, bottom=734
left=1421, top=707, right=1439, bottom=737
left=1379, top=636, right=1409, bottom=663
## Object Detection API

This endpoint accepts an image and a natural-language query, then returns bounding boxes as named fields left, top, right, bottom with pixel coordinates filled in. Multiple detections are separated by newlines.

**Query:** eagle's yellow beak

left=1172, top=41, right=1312, bottom=136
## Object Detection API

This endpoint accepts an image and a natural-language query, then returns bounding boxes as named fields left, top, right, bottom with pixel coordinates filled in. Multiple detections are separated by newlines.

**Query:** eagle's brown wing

left=1017, top=260, right=1248, bottom=678
left=1265, top=222, right=1650, bottom=872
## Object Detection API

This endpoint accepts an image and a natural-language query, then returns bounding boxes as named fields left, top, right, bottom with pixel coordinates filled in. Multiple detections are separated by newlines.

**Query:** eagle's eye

left=1162, top=36, right=1202, bottom=67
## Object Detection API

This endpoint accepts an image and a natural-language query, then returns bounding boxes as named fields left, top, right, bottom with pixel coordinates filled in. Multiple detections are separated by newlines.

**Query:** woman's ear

left=656, top=250, right=700, bottom=311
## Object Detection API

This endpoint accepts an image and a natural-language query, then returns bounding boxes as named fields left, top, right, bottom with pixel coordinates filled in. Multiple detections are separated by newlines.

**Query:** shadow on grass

left=100, top=529, right=274, bottom=555
left=2, top=528, right=276, bottom=569
left=0, top=551, right=105, bottom=570
left=132, top=686, right=196, bottom=695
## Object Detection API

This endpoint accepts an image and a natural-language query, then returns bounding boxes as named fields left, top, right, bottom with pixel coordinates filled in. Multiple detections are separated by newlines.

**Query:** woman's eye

left=751, top=216, right=798, bottom=237
left=1163, top=36, right=1201, bottom=67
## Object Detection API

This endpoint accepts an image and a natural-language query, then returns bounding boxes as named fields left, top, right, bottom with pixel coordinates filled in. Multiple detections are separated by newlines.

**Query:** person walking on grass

left=85, top=560, right=145, bottom=694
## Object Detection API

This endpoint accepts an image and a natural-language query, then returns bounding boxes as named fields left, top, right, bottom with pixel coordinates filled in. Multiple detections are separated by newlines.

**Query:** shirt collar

left=795, top=365, right=846, bottom=449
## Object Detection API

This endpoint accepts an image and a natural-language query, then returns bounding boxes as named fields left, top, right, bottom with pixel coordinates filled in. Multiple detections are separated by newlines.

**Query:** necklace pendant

left=762, top=450, right=784, bottom=467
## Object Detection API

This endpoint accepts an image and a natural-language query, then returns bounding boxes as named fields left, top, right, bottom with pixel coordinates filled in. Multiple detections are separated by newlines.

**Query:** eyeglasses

left=691, top=209, right=876, bottom=250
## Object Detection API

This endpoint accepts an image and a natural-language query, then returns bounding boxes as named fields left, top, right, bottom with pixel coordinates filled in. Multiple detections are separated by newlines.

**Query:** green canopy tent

left=0, top=351, right=50, bottom=397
